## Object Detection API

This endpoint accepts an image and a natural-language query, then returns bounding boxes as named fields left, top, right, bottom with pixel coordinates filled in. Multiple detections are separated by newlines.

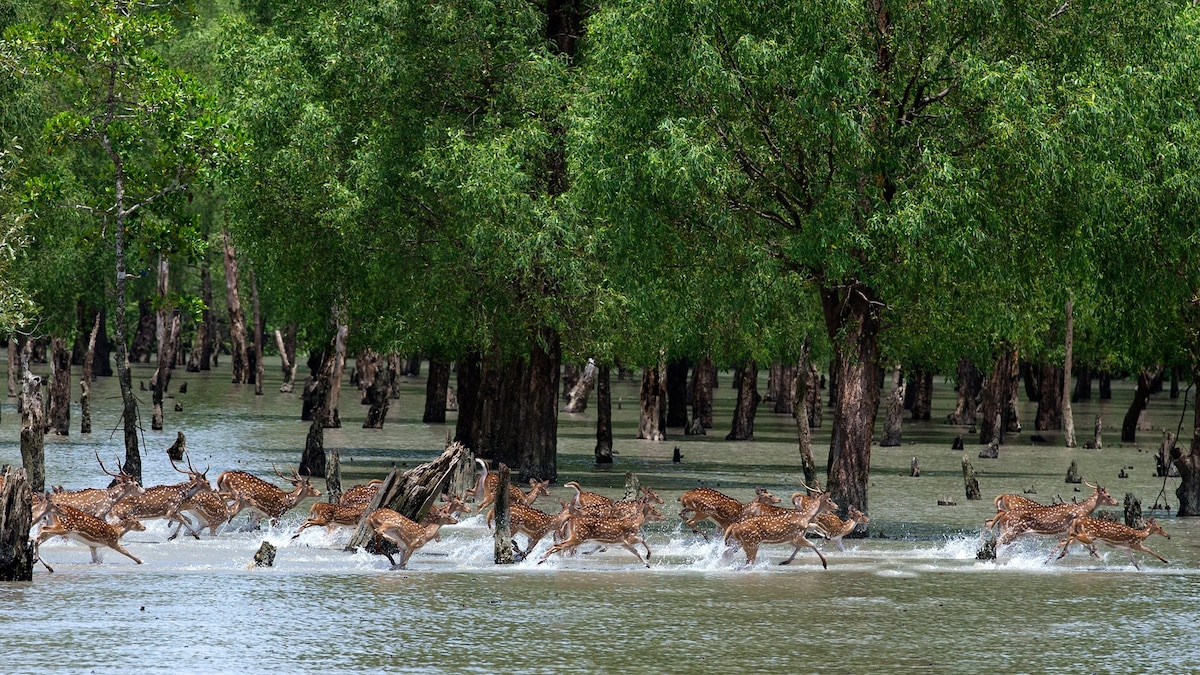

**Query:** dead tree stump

left=166, top=431, right=186, bottom=462
left=326, top=450, right=342, bottom=504
left=19, top=370, right=45, bottom=492
left=1124, top=493, right=1145, bottom=529
left=1084, top=413, right=1102, bottom=450
left=962, top=456, right=981, bottom=501
left=623, top=472, right=641, bottom=501
left=910, top=457, right=920, bottom=478
left=1065, top=460, right=1082, bottom=484
left=0, top=467, right=35, bottom=581
left=493, top=464, right=513, bottom=565
left=253, top=541, right=276, bottom=567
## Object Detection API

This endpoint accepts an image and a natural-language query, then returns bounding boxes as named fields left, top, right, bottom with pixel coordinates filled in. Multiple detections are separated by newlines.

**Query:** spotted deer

left=366, top=500, right=461, bottom=569
left=35, top=501, right=146, bottom=569
left=724, top=491, right=838, bottom=568
left=168, top=491, right=244, bottom=540
left=292, top=502, right=368, bottom=539
left=678, top=487, right=780, bottom=540
left=340, top=479, right=384, bottom=508
left=563, top=485, right=665, bottom=521
left=109, top=454, right=214, bottom=539
left=217, top=465, right=321, bottom=528
left=810, top=505, right=870, bottom=551
left=993, top=481, right=1119, bottom=546
left=1053, top=516, right=1170, bottom=569
left=984, top=493, right=1043, bottom=530
left=563, top=481, right=613, bottom=510
left=538, top=496, right=661, bottom=567
left=470, top=459, right=552, bottom=518
left=508, top=500, right=574, bottom=559
left=48, top=451, right=144, bottom=520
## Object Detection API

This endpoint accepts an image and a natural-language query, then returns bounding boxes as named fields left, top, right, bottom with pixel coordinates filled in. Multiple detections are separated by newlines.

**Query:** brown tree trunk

left=363, top=351, right=397, bottom=429
left=1021, top=361, right=1041, bottom=402
left=249, top=266, right=265, bottom=395
left=6, top=341, right=16, bottom=398
left=300, top=336, right=337, bottom=477
left=1122, top=369, right=1156, bottom=443
left=690, top=356, right=715, bottom=429
left=980, top=349, right=1016, bottom=445
left=515, top=328, right=560, bottom=483
left=324, top=321, right=348, bottom=429
left=222, top=228, right=249, bottom=384
left=1073, top=364, right=1092, bottom=401
left=560, top=363, right=579, bottom=401
left=454, top=352, right=482, bottom=449
left=638, top=362, right=666, bottom=442
left=911, top=368, right=932, bottom=421
left=821, top=284, right=882, bottom=517
left=794, top=341, right=817, bottom=488
left=403, top=355, right=422, bottom=378
left=564, top=359, right=597, bottom=413
left=773, top=362, right=797, bottom=415
left=726, top=360, right=761, bottom=441
left=1034, top=364, right=1064, bottom=431
left=948, top=358, right=980, bottom=426
left=19, top=353, right=45, bottom=492
left=187, top=259, right=215, bottom=372
left=1063, top=298, right=1076, bottom=447
left=1171, top=368, right=1200, bottom=515
left=47, top=336, right=71, bottom=435
left=151, top=254, right=179, bottom=431
left=275, top=328, right=298, bottom=393
left=1099, top=371, right=1112, bottom=399
left=880, top=364, right=905, bottom=447
left=423, top=358, right=450, bottom=424
left=79, top=313, right=100, bottom=434
left=0, top=467, right=35, bottom=581
left=493, top=464, right=514, bottom=564
left=130, top=298, right=155, bottom=363
left=664, top=358, right=689, bottom=427
left=595, top=364, right=613, bottom=464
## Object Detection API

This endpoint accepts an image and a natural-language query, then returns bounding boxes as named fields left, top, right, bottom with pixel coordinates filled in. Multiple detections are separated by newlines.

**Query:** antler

left=1083, top=479, right=1097, bottom=489
left=798, top=479, right=823, bottom=494
left=95, top=450, right=119, bottom=478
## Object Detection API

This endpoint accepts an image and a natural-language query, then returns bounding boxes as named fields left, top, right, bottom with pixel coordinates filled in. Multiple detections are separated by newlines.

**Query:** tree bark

left=114, top=223, right=141, bottom=484
left=980, top=349, right=1016, bottom=445
left=1034, top=364, right=1063, bottom=431
left=326, top=450, right=342, bottom=505
left=911, top=368, right=932, bottom=421
left=129, top=298, right=155, bottom=363
left=300, top=336, right=338, bottom=478
left=794, top=342, right=818, bottom=488
left=726, top=360, right=761, bottom=441
left=248, top=266, right=265, bottom=395
left=690, top=356, right=715, bottom=429
left=47, top=336, right=71, bottom=435
left=948, top=358, right=980, bottom=426
left=880, top=364, right=905, bottom=447
left=515, top=328, right=560, bottom=483
left=222, top=228, right=249, bottom=384
left=275, top=327, right=298, bottom=393
left=363, top=350, right=397, bottom=429
left=6, top=341, right=16, bottom=398
left=1121, top=369, right=1156, bottom=443
left=638, top=362, right=666, bottom=442
left=80, top=313, right=100, bottom=434
left=454, top=352, right=482, bottom=449
left=0, top=467, right=35, bottom=581
left=1170, top=364, right=1200, bottom=515
left=324, top=321, right=348, bottom=429
left=595, top=364, right=613, bottom=464
left=19, top=353, right=45, bottom=492
left=1021, top=361, right=1041, bottom=402
left=493, top=464, right=513, bottom=564
left=564, top=359, right=597, bottom=413
left=187, top=257, right=215, bottom=372
left=150, top=313, right=180, bottom=431
left=1073, top=364, right=1092, bottom=401
left=1063, top=298, right=1076, bottom=448
left=1099, top=371, right=1112, bottom=399
left=773, top=362, right=797, bottom=415
left=423, top=358, right=451, bottom=423
left=665, top=358, right=690, bottom=426
left=821, top=284, right=882, bottom=517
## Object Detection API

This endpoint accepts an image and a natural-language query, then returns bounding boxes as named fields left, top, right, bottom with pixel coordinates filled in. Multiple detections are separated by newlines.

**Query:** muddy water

left=1, top=358, right=1198, bottom=673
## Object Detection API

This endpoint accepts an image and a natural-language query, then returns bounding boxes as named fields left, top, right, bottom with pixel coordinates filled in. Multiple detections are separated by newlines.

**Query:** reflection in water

left=0, top=360, right=1196, bottom=672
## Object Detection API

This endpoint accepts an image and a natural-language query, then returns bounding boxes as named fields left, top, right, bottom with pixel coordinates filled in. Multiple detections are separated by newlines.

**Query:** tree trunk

left=911, top=368, right=932, bottom=421
left=1099, top=371, right=1112, bottom=400
left=423, top=358, right=451, bottom=424
left=363, top=350, right=397, bottom=429
left=794, top=342, right=818, bottom=488
left=726, top=360, right=760, bottom=441
left=80, top=313, right=100, bottom=434
left=1073, top=364, right=1092, bottom=401
left=948, top=358, right=980, bottom=426
left=324, top=321, right=348, bottom=429
left=560, top=363, right=579, bottom=401
left=821, top=285, right=882, bottom=518
left=129, top=298, right=155, bottom=363
left=880, top=364, right=905, bottom=447
left=150, top=313, right=180, bottom=431
left=1063, top=298, right=1076, bottom=447
left=515, top=328, right=560, bottom=483
left=6, top=341, right=16, bottom=398
left=1021, top=361, right=1041, bottom=402
left=595, top=364, right=613, bottom=464
left=1170, top=366, right=1182, bottom=399
left=980, top=349, right=1016, bottom=445
left=222, top=228, right=249, bottom=384
left=804, top=361, right=823, bottom=429
left=19, top=353, right=45, bottom=492
left=1121, top=369, right=1155, bottom=443
left=663, top=357, right=690, bottom=427
left=1034, top=364, right=1064, bottom=431
left=0, top=467, right=35, bottom=581
left=690, top=356, right=715, bottom=429
left=187, top=258, right=215, bottom=372
left=249, top=266, right=265, bottom=395
left=326, top=450, right=342, bottom=505
left=773, top=362, right=797, bottom=414
left=275, top=328, right=298, bottom=393
left=564, top=359, right=597, bottom=413
left=1170, top=365, right=1200, bottom=516
left=113, top=222, right=141, bottom=485
left=47, top=336, right=71, bottom=435
left=638, top=362, right=666, bottom=442
left=454, top=352, right=482, bottom=449
left=493, top=464, right=514, bottom=564
left=300, top=336, right=338, bottom=478
left=403, top=355, right=421, bottom=378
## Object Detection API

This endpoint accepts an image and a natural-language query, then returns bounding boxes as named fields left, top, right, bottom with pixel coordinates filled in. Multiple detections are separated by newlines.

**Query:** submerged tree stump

left=19, top=370, right=45, bottom=493
left=1124, top=492, right=1146, bottom=529
left=345, top=442, right=470, bottom=553
left=493, top=464, right=513, bottom=565
left=326, top=450, right=342, bottom=505
left=962, top=456, right=981, bottom=501
left=1065, top=460, right=1082, bottom=484
left=0, top=467, right=35, bottom=581
left=1084, top=413, right=1103, bottom=450
left=910, top=457, right=920, bottom=478
left=166, top=431, right=186, bottom=462
left=253, top=541, right=276, bottom=567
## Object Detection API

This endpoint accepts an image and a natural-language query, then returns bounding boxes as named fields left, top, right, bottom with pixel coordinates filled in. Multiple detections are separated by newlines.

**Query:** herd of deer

left=25, top=453, right=1173, bottom=571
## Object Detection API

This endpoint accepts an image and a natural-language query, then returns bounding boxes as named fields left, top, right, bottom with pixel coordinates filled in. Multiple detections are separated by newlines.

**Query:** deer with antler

left=217, top=464, right=321, bottom=528
left=1052, top=516, right=1170, bottom=569
left=35, top=501, right=146, bottom=569
left=539, top=495, right=662, bottom=567
left=724, top=490, right=838, bottom=568
left=679, top=487, right=781, bottom=541
left=809, top=505, right=871, bottom=551
left=109, top=454, right=214, bottom=539
left=366, top=499, right=462, bottom=569
left=992, top=480, right=1119, bottom=546
left=48, top=451, right=144, bottom=520
left=468, top=459, right=552, bottom=519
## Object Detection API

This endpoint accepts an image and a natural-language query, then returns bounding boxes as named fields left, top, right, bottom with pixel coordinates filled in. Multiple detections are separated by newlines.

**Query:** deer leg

left=89, top=546, right=101, bottom=564
left=618, top=542, right=649, bottom=567
left=781, top=536, right=827, bottom=569
left=112, top=544, right=143, bottom=565
left=1132, top=542, right=1167, bottom=565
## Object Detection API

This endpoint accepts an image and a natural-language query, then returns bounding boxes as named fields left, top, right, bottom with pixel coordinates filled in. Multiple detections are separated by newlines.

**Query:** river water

left=1, top=358, right=1197, bottom=673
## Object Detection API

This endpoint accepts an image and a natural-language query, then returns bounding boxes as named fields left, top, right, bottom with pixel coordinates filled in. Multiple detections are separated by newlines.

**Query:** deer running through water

left=1052, top=516, right=1170, bottom=569
left=217, top=464, right=321, bottom=528
left=991, top=481, right=1119, bottom=546
left=35, top=501, right=146, bottom=570
left=678, top=487, right=781, bottom=541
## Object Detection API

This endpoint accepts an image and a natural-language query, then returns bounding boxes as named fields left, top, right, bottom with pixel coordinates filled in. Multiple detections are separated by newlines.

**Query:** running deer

left=538, top=496, right=661, bottom=567
left=49, top=451, right=145, bottom=520
left=724, top=491, right=838, bottom=568
left=993, top=481, right=1119, bottom=546
left=469, top=459, right=552, bottom=516
left=984, top=493, right=1043, bottom=530
left=340, top=479, right=384, bottom=508
left=109, top=454, right=214, bottom=539
left=810, top=505, right=871, bottom=551
left=679, top=487, right=781, bottom=540
left=563, top=481, right=613, bottom=510
left=35, top=501, right=146, bottom=569
left=293, top=502, right=367, bottom=539
left=366, top=500, right=461, bottom=569
left=1053, top=516, right=1170, bottom=569
left=563, top=485, right=665, bottom=520
left=217, top=465, right=321, bottom=528
left=168, top=491, right=244, bottom=540
left=508, top=500, right=574, bottom=559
